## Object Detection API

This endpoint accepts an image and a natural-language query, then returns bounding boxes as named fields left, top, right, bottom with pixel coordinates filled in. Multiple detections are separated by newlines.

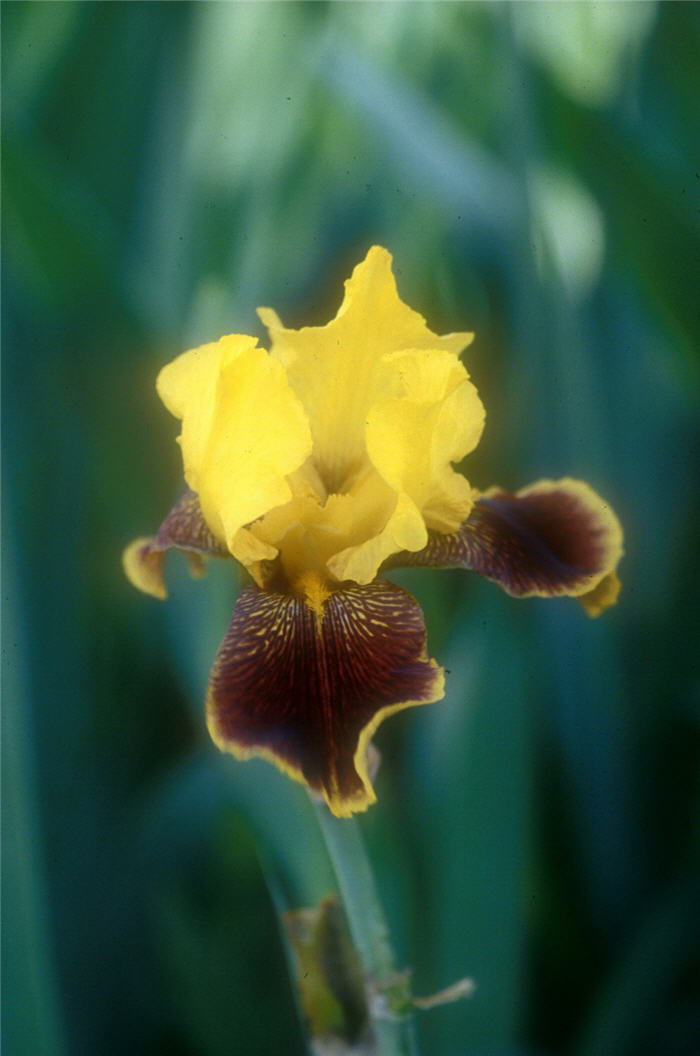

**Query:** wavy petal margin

left=206, top=578, right=444, bottom=816
left=123, top=490, right=228, bottom=599
left=157, top=336, right=313, bottom=554
left=389, top=478, right=623, bottom=615
left=258, top=246, right=473, bottom=493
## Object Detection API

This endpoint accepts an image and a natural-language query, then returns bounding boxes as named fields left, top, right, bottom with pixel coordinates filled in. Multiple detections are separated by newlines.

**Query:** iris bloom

left=124, top=248, right=622, bottom=817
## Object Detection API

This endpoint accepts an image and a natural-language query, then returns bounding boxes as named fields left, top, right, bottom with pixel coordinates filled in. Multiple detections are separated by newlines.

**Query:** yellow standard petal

left=366, top=349, right=485, bottom=528
left=327, top=349, right=485, bottom=584
left=258, top=246, right=473, bottom=494
left=156, top=334, right=312, bottom=553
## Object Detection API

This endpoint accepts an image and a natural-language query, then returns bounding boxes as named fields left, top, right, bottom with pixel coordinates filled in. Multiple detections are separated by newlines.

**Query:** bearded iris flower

left=124, top=247, right=622, bottom=817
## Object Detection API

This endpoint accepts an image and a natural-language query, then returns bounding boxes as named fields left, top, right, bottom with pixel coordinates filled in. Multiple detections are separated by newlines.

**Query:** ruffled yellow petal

left=258, top=246, right=473, bottom=493
left=157, top=335, right=312, bottom=553
left=157, top=337, right=235, bottom=500
left=366, top=349, right=485, bottom=536
left=247, top=468, right=399, bottom=589
left=238, top=349, right=485, bottom=589
left=326, top=352, right=485, bottom=585
left=230, top=527, right=279, bottom=567
left=328, top=491, right=427, bottom=585
left=150, top=250, right=486, bottom=589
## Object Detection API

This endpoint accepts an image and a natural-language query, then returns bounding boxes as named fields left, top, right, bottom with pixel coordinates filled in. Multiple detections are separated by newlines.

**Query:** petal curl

left=248, top=467, right=400, bottom=590
left=389, top=478, right=623, bottom=611
left=206, top=578, right=444, bottom=816
left=157, top=334, right=312, bottom=553
left=327, top=490, right=428, bottom=586
left=366, top=348, right=485, bottom=529
left=123, top=490, right=228, bottom=599
left=258, top=246, right=473, bottom=492
left=578, top=571, right=622, bottom=618
left=328, top=351, right=484, bottom=583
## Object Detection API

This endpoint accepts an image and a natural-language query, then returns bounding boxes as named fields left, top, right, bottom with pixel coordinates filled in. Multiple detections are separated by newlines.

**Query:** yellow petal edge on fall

left=205, top=660, right=445, bottom=818
left=513, top=477, right=624, bottom=599
left=122, top=538, right=167, bottom=599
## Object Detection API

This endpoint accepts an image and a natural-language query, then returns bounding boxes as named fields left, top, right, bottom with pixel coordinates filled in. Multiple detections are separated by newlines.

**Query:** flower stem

left=312, top=801, right=419, bottom=1056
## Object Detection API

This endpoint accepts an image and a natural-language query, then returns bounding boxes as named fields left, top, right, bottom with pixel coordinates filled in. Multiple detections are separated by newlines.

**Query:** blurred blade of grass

left=3, top=1, right=192, bottom=338
left=544, top=8, right=700, bottom=377
left=131, top=754, right=312, bottom=1056
left=541, top=606, right=637, bottom=933
left=311, top=29, right=518, bottom=235
left=2, top=132, right=132, bottom=319
left=500, top=6, right=642, bottom=942
left=1, top=538, right=67, bottom=1056
left=184, top=3, right=316, bottom=190
left=150, top=877, right=306, bottom=1056
left=159, top=559, right=242, bottom=721
left=407, top=588, right=532, bottom=1054
left=1, top=2, right=82, bottom=123
left=573, top=875, right=700, bottom=1056
left=512, top=1, right=657, bottom=108
left=136, top=751, right=334, bottom=911
left=129, top=736, right=336, bottom=1055
left=134, top=1, right=323, bottom=339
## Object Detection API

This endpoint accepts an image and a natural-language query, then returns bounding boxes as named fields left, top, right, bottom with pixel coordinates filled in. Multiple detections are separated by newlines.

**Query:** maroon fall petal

left=151, top=489, right=229, bottom=555
left=123, top=489, right=229, bottom=598
left=206, top=579, right=444, bottom=816
left=388, top=479, right=623, bottom=601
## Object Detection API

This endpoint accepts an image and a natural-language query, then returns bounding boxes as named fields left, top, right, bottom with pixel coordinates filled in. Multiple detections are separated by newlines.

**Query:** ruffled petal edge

left=206, top=577, right=444, bottom=816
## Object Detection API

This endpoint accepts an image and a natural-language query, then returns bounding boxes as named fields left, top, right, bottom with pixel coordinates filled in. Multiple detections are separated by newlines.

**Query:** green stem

left=312, top=800, right=418, bottom=1056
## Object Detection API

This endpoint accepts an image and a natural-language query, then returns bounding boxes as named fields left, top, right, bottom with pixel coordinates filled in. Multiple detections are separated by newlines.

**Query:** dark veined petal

left=123, top=490, right=229, bottom=599
left=206, top=579, right=444, bottom=817
left=389, top=478, right=623, bottom=615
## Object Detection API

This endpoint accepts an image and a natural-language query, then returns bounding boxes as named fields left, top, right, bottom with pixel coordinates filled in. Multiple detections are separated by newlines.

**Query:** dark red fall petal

left=389, top=478, right=623, bottom=606
left=206, top=579, right=444, bottom=816
left=123, top=489, right=229, bottom=598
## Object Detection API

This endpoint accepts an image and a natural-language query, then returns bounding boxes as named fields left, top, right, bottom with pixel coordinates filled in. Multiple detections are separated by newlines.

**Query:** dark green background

left=3, top=3, right=698, bottom=1055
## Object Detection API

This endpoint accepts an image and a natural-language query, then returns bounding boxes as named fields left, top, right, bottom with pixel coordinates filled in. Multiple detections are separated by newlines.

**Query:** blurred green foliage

left=2, top=3, right=699, bottom=1055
